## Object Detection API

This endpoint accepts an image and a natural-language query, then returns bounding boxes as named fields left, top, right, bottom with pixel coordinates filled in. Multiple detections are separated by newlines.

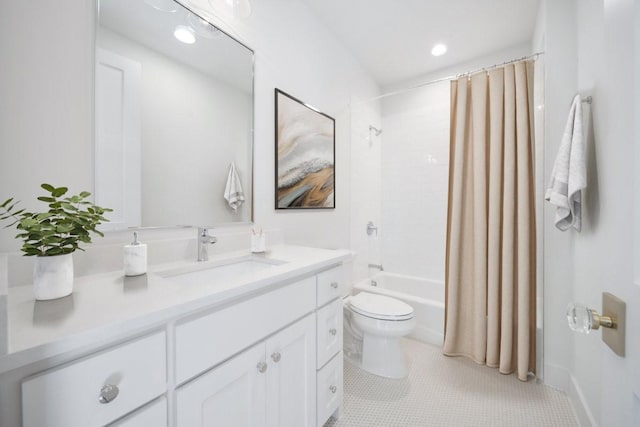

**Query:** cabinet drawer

left=316, top=298, right=343, bottom=369
left=316, top=266, right=345, bottom=307
left=110, top=397, right=167, bottom=427
left=22, top=332, right=166, bottom=427
left=316, top=352, right=343, bottom=427
left=176, top=277, right=315, bottom=384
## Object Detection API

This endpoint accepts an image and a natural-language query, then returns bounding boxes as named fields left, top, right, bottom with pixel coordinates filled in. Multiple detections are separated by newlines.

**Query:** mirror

left=95, top=0, right=253, bottom=230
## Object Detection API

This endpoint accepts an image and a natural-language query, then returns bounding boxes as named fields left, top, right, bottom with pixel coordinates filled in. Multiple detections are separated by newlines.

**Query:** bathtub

left=353, top=272, right=445, bottom=346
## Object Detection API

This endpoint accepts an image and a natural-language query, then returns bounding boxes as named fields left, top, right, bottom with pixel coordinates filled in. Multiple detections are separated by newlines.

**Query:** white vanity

left=0, top=245, right=349, bottom=427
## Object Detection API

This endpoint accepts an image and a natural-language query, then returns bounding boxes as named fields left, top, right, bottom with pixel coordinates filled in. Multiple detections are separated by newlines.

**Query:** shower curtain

left=443, top=60, right=536, bottom=381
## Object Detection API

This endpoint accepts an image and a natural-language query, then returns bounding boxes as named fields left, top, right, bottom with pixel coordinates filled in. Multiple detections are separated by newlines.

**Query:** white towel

left=545, top=94, right=586, bottom=231
left=224, top=162, right=245, bottom=213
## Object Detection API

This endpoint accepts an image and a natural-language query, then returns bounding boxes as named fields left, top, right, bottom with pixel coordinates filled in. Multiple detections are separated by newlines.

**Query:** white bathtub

left=353, top=272, right=445, bottom=346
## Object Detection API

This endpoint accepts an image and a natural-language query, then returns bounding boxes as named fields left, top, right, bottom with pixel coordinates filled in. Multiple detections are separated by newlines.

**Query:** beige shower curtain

left=443, top=60, right=536, bottom=381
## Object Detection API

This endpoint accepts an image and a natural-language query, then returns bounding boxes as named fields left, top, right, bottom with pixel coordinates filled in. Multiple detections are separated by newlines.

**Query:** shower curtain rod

left=367, top=52, right=545, bottom=102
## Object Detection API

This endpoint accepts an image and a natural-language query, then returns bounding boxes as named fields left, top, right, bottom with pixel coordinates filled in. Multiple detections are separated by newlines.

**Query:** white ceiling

left=303, top=0, right=540, bottom=87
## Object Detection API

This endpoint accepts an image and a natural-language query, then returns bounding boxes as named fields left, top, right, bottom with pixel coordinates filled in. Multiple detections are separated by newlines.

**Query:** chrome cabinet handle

left=99, top=384, right=119, bottom=404
left=329, top=385, right=337, bottom=394
left=271, top=352, right=281, bottom=363
left=329, top=328, right=337, bottom=336
left=257, top=362, right=268, bottom=373
left=330, top=282, right=339, bottom=289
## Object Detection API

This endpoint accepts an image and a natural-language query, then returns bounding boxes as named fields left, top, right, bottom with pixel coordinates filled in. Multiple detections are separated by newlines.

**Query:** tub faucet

left=368, top=263, right=384, bottom=271
left=197, top=227, right=217, bottom=262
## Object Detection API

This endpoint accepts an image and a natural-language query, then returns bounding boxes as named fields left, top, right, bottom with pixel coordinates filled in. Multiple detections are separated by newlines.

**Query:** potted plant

left=0, top=184, right=112, bottom=300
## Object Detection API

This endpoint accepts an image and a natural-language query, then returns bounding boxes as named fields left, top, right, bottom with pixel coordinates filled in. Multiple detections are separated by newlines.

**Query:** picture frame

left=274, top=88, right=336, bottom=209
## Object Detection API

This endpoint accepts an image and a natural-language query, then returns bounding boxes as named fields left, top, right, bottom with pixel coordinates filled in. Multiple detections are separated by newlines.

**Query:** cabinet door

left=176, top=344, right=266, bottom=427
left=266, top=314, right=316, bottom=427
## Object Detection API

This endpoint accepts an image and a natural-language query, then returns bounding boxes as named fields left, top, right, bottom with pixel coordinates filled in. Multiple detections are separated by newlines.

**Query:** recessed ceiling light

left=431, top=44, right=447, bottom=57
left=174, top=25, right=196, bottom=44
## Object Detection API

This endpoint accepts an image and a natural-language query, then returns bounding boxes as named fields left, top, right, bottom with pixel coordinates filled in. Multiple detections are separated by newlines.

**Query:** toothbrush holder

left=251, top=233, right=266, bottom=253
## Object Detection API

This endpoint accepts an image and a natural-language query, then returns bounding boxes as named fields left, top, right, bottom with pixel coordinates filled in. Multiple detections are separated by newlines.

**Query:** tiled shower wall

left=380, top=82, right=450, bottom=281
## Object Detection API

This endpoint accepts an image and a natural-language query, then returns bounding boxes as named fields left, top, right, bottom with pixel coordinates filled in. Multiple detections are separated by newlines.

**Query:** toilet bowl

left=343, top=291, right=415, bottom=379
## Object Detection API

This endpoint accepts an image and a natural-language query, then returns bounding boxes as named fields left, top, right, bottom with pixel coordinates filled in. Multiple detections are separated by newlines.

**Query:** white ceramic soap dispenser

left=123, top=232, right=147, bottom=276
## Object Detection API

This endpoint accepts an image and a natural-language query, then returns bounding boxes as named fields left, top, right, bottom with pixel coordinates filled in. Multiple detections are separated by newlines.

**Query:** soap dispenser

left=124, top=232, right=147, bottom=276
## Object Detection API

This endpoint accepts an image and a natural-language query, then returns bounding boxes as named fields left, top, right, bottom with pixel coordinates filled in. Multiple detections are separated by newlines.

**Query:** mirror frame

left=94, top=0, right=255, bottom=231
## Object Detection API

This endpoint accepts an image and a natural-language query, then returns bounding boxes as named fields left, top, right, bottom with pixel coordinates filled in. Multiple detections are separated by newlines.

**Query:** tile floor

left=325, top=338, right=578, bottom=427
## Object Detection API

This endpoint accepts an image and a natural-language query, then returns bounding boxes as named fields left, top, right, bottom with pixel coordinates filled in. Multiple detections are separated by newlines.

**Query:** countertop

left=0, top=245, right=351, bottom=374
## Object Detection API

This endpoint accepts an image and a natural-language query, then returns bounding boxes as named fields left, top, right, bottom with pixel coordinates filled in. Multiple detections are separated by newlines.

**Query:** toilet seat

left=348, top=292, right=414, bottom=321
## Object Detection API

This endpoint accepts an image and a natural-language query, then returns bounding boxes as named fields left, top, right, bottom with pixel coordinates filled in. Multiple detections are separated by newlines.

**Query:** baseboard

left=568, top=373, right=597, bottom=427
left=543, top=364, right=596, bottom=426
left=543, top=363, right=570, bottom=391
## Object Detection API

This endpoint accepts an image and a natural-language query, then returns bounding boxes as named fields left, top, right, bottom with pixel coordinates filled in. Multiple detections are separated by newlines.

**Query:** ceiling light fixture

left=186, top=12, right=222, bottom=39
left=174, top=25, right=196, bottom=44
left=431, top=44, right=447, bottom=57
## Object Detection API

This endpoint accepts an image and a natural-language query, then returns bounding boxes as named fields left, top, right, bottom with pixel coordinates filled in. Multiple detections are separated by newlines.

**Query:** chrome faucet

left=197, top=227, right=217, bottom=262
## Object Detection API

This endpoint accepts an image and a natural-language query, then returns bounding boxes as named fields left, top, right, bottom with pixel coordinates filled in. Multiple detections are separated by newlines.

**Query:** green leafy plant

left=0, top=184, right=113, bottom=256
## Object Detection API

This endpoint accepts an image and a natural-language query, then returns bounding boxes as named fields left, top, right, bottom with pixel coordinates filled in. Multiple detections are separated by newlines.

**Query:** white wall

left=379, top=81, right=449, bottom=280
left=541, top=0, right=639, bottom=425
left=574, top=1, right=637, bottom=425
left=98, top=27, right=251, bottom=226
left=349, top=98, right=382, bottom=284
left=182, top=0, right=380, bottom=253
left=0, top=0, right=94, bottom=253
left=0, top=0, right=380, bottom=257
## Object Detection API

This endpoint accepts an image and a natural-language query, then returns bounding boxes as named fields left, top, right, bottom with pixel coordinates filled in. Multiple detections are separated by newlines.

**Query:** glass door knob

left=567, top=302, right=614, bottom=333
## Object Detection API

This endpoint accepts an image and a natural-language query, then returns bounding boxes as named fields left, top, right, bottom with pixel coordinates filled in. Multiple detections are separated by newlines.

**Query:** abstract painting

left=275, top=89, right=335, bottom=209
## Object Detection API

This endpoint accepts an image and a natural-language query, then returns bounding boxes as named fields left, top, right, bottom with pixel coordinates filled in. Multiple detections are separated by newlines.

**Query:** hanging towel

left=224, top=162, right=245, bottom=213
left=545, top=94, right=586, bottom=231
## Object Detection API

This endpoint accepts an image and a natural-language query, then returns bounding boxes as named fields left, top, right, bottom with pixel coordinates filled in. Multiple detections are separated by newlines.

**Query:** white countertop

left=0, top=245, right=351, bottom=374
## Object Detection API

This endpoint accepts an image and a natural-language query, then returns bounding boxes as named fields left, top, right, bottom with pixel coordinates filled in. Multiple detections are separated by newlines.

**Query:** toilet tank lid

left=349, top=292, right=414, bottom=318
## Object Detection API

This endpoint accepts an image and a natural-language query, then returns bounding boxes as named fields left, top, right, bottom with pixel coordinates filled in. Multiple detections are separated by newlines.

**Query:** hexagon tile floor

left=325, top=338, right=578, bottom=427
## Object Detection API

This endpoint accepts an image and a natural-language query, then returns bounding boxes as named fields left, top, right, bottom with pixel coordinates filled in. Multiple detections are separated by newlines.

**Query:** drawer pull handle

left=329, top=328, right=337, bottom=336
left=329, top=385, right=337, bottom=394
left=257, top=362, right=268, bottom=373
left=99, top=384, right=119, bottom=404
left=330, top=282, right=339, bottom=289
left=271, top=352, right=281, bottom=363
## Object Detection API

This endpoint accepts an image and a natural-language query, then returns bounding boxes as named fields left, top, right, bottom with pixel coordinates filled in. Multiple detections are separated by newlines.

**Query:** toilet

left=343, top=291, right=416, bottom=379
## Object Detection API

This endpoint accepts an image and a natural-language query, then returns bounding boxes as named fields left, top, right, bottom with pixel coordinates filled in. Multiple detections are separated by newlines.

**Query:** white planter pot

left=33, top=254, right=74, bottom=300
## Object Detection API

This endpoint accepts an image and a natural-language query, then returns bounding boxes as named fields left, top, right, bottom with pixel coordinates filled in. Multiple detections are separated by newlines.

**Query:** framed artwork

left=275, top=89, right=335, bottom=209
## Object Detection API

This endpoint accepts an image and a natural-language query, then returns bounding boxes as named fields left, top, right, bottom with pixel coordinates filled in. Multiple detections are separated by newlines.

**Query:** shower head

left=369, top=125, right=382, bottom=136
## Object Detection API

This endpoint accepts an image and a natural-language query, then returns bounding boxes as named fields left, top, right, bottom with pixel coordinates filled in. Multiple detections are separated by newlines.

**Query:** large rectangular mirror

left=95, top=0, right=253, bottom=230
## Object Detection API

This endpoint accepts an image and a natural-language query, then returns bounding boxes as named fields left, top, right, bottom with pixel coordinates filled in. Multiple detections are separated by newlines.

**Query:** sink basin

left=159, top=256, right=286, bottom=287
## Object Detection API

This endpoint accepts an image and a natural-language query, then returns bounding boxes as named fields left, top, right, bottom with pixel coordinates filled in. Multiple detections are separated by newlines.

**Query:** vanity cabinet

left=176, top=314, right=316, bottom=427
left=14, top=260, right=346, bottom=427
